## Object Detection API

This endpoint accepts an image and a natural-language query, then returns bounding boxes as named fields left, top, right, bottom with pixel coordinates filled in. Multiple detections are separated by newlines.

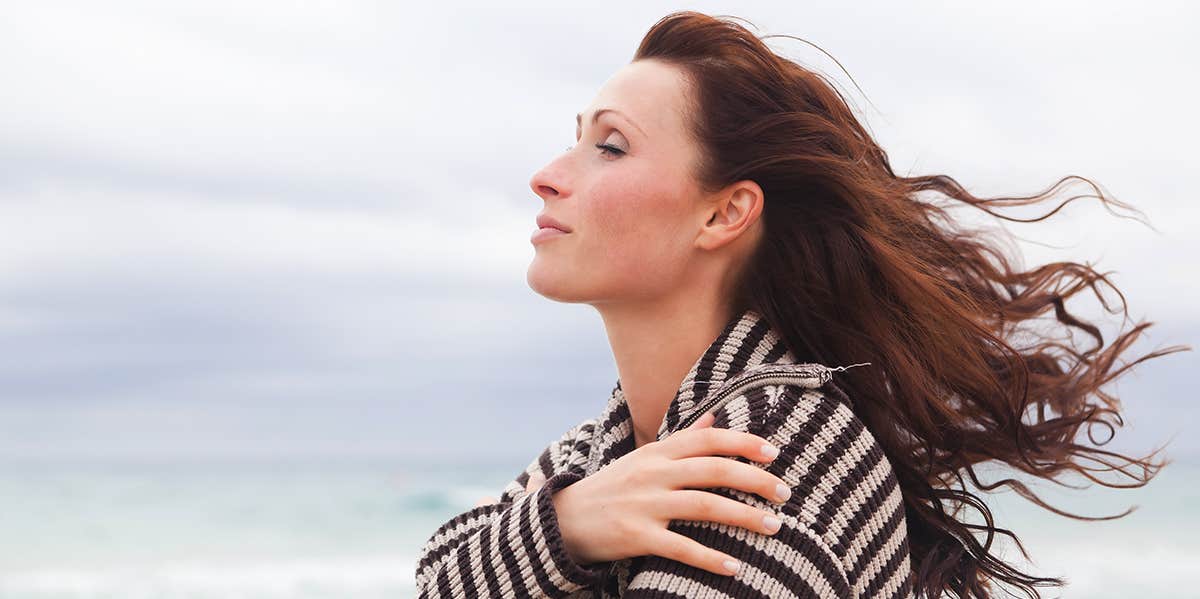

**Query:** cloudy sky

left=1, top=0, right=1196, bottom=464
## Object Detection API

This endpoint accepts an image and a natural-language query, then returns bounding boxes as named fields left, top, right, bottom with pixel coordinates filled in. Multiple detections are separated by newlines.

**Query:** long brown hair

left=633, top=11, right=1190, bottom=599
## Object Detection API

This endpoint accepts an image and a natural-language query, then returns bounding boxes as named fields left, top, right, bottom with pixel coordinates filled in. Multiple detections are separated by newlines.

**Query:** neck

left=597, top=297, right=734, bottom=448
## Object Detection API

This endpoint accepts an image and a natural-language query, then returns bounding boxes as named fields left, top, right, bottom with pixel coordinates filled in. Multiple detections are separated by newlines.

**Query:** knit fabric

left=415, top=309, right=915, bottom=598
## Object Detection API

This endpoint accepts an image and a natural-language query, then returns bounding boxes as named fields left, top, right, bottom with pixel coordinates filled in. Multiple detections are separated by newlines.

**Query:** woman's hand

left=549, top=411, right=792, bottom=576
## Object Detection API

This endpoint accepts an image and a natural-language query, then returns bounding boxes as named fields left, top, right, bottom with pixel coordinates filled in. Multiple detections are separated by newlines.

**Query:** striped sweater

left=415, top=308, right=915, bottom=598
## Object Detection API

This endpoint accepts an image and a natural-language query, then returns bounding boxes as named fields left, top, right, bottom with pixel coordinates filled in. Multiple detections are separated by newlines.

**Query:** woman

left=415, top=11, right=1186, bottom=599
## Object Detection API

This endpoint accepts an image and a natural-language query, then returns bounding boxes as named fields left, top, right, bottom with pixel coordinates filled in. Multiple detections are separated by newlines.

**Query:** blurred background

left=1, top=1, right=1196, bottom=597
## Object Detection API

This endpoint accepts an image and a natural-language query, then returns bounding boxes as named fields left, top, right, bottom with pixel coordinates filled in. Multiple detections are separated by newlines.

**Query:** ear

left=696, top=179, right=764, bottom=251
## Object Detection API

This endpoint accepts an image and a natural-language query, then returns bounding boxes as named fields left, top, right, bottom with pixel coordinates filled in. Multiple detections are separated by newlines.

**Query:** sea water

left=0, top=455, right=1195, bottom=598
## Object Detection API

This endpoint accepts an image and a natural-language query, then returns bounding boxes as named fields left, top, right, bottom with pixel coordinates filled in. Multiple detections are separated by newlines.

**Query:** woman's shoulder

left=709, top=376, right=897, bottom=493
left=709, top=378, right=911, bottom=571
left=705, top=371, right=860, bottom=444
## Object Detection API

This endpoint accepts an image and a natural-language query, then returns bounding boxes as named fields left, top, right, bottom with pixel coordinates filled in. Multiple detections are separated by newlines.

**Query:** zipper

left=670, top=362, right=870, bottom=434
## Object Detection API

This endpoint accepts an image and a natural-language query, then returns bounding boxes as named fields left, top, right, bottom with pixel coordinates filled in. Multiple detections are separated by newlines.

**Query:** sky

left=0, top=0, right=1196, bottom=464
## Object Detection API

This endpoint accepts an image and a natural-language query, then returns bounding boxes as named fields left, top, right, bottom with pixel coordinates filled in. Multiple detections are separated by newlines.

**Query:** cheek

left=585, top=178, right=690, bottom=276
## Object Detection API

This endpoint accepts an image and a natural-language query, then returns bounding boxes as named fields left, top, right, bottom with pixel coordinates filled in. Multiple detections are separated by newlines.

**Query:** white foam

left=0, top=553, right=417, bottom=597
left=997, top=540, right=1196, bottom=597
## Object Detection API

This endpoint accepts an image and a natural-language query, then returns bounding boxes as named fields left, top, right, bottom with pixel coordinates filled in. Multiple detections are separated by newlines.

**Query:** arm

left=414, top=420, right=610, bottom=598
left=622, top=383, right=912, bottom=598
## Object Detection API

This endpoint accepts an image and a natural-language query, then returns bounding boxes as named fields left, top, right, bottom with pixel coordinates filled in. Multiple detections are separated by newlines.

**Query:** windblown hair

left=633, top=11, right=1189, bottom=599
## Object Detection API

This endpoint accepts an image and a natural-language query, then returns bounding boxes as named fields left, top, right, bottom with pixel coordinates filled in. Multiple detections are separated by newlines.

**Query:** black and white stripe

left=414, top=421, right=609, bottom=598
left=414, top=309, right=914, bottom=598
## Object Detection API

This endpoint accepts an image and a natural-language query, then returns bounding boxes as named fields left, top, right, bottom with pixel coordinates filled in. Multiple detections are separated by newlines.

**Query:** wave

left=0, top=553, right=417, bottom=597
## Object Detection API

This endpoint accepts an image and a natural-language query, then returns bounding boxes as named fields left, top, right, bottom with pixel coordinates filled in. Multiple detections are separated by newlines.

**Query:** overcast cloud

left=0, top=0, right=1196, bottom=463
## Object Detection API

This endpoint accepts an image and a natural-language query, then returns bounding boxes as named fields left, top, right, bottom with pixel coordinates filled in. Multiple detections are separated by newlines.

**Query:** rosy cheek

left=581, top=195, right=640, bottom=261
left=619, top=206, right=680, bottom=265
left=584, top=171, right=680, bottom=257
left=584, top=183, right=634, bottom=225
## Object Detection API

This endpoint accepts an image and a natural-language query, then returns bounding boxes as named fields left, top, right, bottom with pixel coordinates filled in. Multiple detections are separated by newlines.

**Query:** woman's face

left=527, top=59, right=716, bottom=306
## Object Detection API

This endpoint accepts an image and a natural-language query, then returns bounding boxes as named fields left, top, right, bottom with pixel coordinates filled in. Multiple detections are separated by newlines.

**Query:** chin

left=526, top=260, right=587, bottom=303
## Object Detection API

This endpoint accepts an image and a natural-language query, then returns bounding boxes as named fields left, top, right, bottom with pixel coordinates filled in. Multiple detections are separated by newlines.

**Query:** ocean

left=0, top=455, right=1195, bottom=598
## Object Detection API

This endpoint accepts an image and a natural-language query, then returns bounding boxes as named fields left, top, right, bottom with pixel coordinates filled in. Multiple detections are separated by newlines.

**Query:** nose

left=529, top=155, right=568, bottom=202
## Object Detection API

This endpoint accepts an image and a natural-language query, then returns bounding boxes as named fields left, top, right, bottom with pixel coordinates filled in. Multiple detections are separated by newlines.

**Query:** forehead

left=584, top=60, right=689, bottom=136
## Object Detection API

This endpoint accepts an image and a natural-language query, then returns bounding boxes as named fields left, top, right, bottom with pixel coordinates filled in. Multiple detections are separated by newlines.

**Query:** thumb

left=525, top=471, right=547, bottom=494
left=684, top=410, right=716, bottom=431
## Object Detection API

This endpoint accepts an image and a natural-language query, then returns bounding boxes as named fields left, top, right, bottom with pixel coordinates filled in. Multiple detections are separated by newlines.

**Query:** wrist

left=547, top=474, right=595, bottom=566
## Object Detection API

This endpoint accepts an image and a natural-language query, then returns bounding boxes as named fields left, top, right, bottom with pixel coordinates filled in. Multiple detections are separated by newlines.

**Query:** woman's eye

left=565, top=126, right=626, bottom=157
left=595, top=143, right=625, bottom=157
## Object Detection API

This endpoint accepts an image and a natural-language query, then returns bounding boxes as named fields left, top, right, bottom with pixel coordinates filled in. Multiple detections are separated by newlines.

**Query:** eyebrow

left=576, top=108, right=646, bottom=136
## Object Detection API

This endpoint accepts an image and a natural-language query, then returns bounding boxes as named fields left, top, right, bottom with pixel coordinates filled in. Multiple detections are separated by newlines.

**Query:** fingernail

left=763, top=515, right=781, bottom=533
left=775, top=483, right=791, bottom=502
left=723, top=559, right=740, bottom=574
left=761, top=444, right=779, bottom=459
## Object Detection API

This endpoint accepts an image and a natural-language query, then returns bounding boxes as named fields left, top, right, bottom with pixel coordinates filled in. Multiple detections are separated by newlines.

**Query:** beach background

left=2, top=1, right=1197, bottom=597
left=0, top=456, right=1196, bottom=598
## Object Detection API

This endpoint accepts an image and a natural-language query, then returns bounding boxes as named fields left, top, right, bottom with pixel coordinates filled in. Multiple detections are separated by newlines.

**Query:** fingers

left=659, top=426, right=780, bottom=465
left=474, top=495, right=498, bottom=507
left=649, top=528, right=748, bottom=577
left=684, top=410, right=716, bottom=430
left=666, top=488, right=786, bottom=538
left=671, top=456, right=792, bottom=505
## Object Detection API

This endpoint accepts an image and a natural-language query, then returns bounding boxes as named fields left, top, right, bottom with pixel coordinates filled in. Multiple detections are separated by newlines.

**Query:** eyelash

left=564, top=142, right=626, bottom=158
left=595, top=143, right=625, bottom=157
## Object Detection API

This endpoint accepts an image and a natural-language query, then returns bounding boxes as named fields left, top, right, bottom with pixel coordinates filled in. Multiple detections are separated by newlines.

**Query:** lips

left=535, top=213, right=572, bottom=232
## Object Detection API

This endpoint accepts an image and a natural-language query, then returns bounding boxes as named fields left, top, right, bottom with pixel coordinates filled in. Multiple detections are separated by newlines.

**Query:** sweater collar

left=586, top=308, right=810, bottom=474
left=650, top=308, right=801, bottom=439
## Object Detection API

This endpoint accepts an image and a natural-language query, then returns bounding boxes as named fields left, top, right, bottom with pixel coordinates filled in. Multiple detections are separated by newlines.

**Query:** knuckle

left=689, top=492, right=716, bottom=519
left=658, top=534, right=687, bottom=561
left=655, top=532, right=722, bottom=575
left=622, top=472, right=642, bottom=489
left=613, top=515, right=636, bottom=539
left=702, top=458, right=729, bottom=479
left=673, top=537, right=693, bottom=560
left=623, top=464, right=643, bottom=482
left=625, top=470, right=649, bottom=489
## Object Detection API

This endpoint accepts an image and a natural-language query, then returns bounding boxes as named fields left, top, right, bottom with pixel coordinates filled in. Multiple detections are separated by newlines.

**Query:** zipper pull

left=829, top=361, right=871, bottom=372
